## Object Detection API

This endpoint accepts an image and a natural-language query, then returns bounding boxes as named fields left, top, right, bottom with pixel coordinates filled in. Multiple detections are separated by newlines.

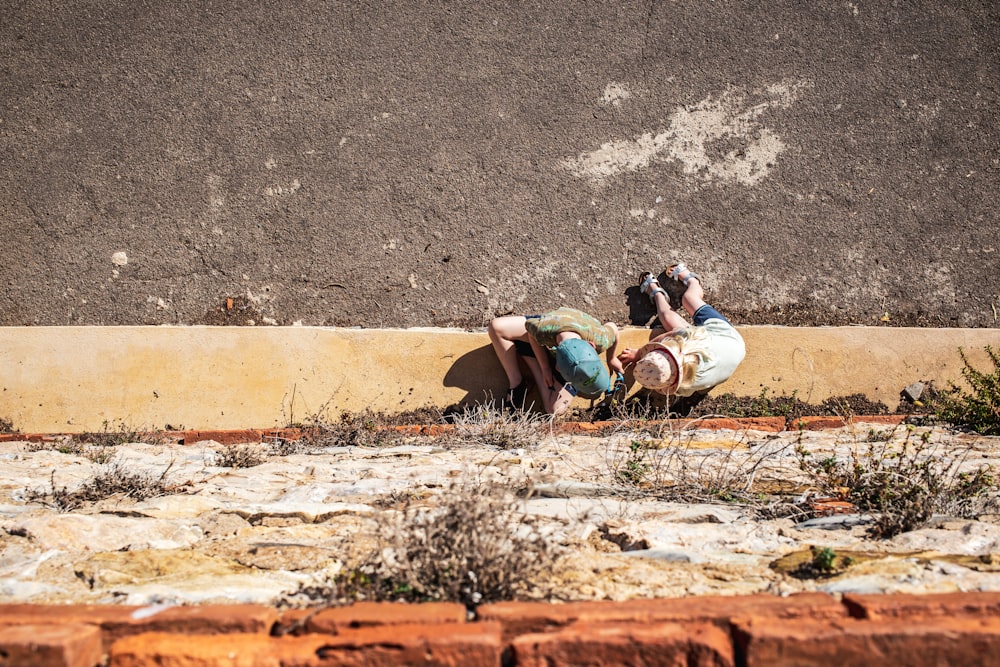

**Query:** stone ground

left=2, top=419, right=999, bottom=608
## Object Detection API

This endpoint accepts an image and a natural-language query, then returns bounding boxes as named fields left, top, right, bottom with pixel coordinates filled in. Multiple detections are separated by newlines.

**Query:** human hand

left=617, top=348, right=639, bottom=366
left=542, top=369, right=556, bottom=391
left=612, top=371, right=626, bottom=395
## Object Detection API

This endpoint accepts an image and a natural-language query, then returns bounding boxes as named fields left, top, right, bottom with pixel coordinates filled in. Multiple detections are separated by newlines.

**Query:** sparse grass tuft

left=75, top=421, right=164, bottom=448
left=613, top=440, right=652, bottom=487
left=25, top=459, right=180, bottom=511
left=24, top=437, right=125, bottom=463
left=605, top=427, right=799, bottom=516
left=213, top=443, right=268, bottom=468
left=934, top=346, right=1000, bottom=435
left=282, top=480, right=557, bottom=609
left=446, top=403, right=553, bottom=450
left=292, top=410, right=408, bottom=449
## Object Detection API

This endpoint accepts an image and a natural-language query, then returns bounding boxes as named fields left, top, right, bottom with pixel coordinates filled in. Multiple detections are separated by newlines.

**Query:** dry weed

left=446, top=403, right=553, bottom=450
left=283, top=479, right=558, bottom=609
left=25, top=458, right=180, bottom=511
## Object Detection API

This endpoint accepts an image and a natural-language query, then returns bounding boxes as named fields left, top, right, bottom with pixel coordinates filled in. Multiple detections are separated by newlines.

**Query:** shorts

left=513, top=338, right=567, bottom=385
left=692, top=304, right=732, bottom=327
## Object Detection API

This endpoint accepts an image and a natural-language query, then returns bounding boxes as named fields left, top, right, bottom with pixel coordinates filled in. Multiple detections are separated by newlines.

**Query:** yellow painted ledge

left=0, top=326, right=997, bottom=432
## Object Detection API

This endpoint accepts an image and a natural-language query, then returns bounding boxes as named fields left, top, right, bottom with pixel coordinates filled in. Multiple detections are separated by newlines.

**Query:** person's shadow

left=624, top=270, right=686, bottom=327
left=441, top=345, right=510, bottom=418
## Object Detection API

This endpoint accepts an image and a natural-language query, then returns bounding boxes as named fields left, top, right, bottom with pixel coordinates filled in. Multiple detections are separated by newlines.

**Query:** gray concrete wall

left=2, top=1, right=998, bottom=329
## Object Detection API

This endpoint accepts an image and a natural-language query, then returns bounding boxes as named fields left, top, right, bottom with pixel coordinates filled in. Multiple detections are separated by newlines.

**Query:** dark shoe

left=502, top=379, right=531, bottom=412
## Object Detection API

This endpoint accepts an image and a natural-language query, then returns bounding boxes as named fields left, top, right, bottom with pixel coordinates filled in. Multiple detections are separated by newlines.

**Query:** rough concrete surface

left=2, top=1, right=999, bottom=329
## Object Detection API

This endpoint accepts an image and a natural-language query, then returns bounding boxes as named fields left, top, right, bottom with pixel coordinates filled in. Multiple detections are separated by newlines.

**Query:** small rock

left=902, top=381, right=926, bottom=402
left=795, top=514, right=873, bottom=530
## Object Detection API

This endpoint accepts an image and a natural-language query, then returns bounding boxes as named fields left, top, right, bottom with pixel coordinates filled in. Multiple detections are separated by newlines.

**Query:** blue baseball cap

left=555, top=338, right=610, bottom=399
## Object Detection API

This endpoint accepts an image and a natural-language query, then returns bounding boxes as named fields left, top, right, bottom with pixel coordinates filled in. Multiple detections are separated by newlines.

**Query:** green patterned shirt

left=525, top=307, right=616, bottom=352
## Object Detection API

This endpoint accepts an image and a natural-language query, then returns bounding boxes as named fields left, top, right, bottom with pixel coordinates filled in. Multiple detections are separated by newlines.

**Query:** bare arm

left=528, top=334, right=556, bottom=390
left=617, top=329, right=671, bottom=367
left=604, top=322, right=624, bottom=375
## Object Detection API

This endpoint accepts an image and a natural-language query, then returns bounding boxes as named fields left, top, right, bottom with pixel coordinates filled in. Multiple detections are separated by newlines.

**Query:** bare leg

left=666, top=263, right=708, bottom=318
left=679, top=275, right=707, bottom=317
left=520, top=355, right=572, bottom=414
left=651, top=291, right=690, bottom=333
left=487, top=316, right=528, bottom=388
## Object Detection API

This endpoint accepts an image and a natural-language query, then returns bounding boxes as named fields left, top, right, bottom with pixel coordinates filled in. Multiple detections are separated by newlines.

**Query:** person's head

left=555, top=338, right=610, bottom=399
left=632, top=342, right=682, bottom=394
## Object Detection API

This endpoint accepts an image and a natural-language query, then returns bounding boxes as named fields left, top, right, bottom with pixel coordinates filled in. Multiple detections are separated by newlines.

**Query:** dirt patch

left=199, top=296, right=268, bottom=327
left=323, top=392, right=905, bottom=428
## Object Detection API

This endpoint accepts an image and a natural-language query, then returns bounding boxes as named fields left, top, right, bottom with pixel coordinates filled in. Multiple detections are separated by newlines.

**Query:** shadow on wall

left=625, top=284, right=657, bottom=327
left=442, top=345, right=508, bottom=410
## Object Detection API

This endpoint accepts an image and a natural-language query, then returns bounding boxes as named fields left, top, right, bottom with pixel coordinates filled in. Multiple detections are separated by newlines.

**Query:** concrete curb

left=1, top=325, right=996, bottom=433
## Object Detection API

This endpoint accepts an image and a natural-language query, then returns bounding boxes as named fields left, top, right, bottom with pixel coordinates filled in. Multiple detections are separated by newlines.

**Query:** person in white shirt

left=617, top=263, right=746, bottom=402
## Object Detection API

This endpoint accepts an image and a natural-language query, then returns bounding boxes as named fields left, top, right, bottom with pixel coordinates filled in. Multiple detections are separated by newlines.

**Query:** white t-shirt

left=672, top=319, right=746, bottom=396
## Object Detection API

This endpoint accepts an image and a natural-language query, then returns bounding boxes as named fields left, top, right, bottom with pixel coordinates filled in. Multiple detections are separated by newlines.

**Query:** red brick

left=110, top=624, right=502, bottom=667
left=843, top=591, right=1000, bottom=621
left=478, top=593, right=845, bottom=642
left=0, top=604, right=136, bottom=651
left=0, top=433, right=55, bottom=442
left=790, top=416, right=852, bottom=430
left=299, top=601, right=467, bottom=634
left=310, top=622, right=502, bottom=666
left=558, top=421, right=615, bottom=434
left=181, top=429, right=264, bottom=445
left=511, top=621, right=733, bottom=667
left=103, top=604, right=278, bottom=647
left=735, top=615, right=1000, bottom=667
left=734, top=417, right=787, bottom=432
left=109, top=632, right=279, bottom=667
left=0, top=623, right=102, bottom=667
left=258, top=427, right=302, bottom=443
left=681, top=417, right=787, bottom=432
left=0, top=604, right=277, bottom=651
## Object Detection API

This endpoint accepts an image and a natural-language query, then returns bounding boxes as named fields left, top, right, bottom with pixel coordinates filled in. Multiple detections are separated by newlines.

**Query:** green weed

left=935, top=346, right=1000, bottom=435
left=798, top=427, right=998, bottom=538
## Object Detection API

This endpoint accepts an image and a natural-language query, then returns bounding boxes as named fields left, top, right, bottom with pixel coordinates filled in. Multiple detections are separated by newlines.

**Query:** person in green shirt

left=488, top=307, right=624, bottom=415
